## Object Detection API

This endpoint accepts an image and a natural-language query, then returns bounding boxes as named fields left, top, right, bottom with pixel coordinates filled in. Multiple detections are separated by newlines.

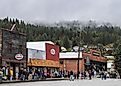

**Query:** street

left=1, top=79, right=121, bottom=86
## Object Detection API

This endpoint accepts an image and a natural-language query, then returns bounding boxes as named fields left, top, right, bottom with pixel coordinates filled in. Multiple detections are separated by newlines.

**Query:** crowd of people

left=0, top=67, right=73, bottom=81
left=69, top=69, right=120, bottom=81
left=0, top=67, right=120, bottom=81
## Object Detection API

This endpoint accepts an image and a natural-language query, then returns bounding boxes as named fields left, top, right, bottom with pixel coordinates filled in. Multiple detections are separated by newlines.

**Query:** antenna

left=10, top=24, right=16, bottom=31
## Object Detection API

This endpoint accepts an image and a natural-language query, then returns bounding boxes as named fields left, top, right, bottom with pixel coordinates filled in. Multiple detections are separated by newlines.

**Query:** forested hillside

left=1, top=18, right=121, bottom=50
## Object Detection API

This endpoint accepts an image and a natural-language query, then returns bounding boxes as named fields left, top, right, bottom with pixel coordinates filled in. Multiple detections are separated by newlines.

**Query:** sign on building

left=15, top=54, right=24, bottom=60
left=46, top=43, right=59, bottom=61
left=86, top=57, right=90, bottom=65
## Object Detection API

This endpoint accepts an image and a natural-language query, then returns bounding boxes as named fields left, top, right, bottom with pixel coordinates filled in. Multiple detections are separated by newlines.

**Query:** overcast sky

left=0, top=0, right=121, bottom=25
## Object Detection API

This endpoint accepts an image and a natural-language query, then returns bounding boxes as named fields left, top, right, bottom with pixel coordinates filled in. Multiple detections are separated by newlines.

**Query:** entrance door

left=10, top=63, right=21, bottom=80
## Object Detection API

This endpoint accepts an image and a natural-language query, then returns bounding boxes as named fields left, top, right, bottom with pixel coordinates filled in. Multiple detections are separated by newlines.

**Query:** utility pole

left=77, top=45, right=80, bottom=79
left=76, top=27, right=82, bottom=79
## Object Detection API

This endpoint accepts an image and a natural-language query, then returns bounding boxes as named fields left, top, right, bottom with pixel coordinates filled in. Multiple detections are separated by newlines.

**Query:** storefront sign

left=15, top=54, right=23, bottom=60
left=86, top=57, right=90, bottom=65
left=27, top=59, right=60, bottom=67
left=83, top=53, right=107, bottom=62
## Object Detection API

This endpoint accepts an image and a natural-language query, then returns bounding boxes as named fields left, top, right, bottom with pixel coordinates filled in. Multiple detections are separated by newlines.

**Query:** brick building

left=59, top=49, right=107, bottom=74
left=59, top=52, right=84, bottom=74
left=83, top=49, right=107, bottom=71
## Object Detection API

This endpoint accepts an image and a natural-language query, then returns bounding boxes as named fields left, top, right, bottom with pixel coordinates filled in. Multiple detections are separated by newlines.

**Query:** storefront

left=83, top=49, right=107, bottom=72
left=27, top=41, right=60, bottom=78
left=59, top=49, right=107, bottom=75
left=59, top=52, right=84, bottom=74
left=0, top=28, right=26, bottom=80
left=2, top=54, right=26, bottom=79
left=27, top=59, right=60, bottom=78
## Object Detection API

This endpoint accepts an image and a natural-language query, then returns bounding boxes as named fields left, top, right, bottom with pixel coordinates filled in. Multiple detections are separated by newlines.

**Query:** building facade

left=0, top=28, right=26, bottom=79
left=59, top=52, right=84, bottom=74
left=27, top=41, right=60, bottom=78
left=59, top=49, right=107, bottom=75
left=83, top=49, right=107, bottom=71
left=105, top=56, right=115, bottom=72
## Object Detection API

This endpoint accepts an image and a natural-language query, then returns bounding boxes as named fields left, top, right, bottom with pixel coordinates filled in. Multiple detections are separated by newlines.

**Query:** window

left=92, top=52, right=100, bottom=56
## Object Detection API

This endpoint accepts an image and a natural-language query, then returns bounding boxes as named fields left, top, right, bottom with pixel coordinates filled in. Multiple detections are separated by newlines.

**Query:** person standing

left=9, top=68, right=13, bottom=81
left=104, top=71, right=107, bottom=80
left=0, top=69, right=3, bottom=83
left=15, top=72, right=19, bottom=80
left=88, top=70, right=92, bottom=80
left=6, top=67, right=9, bottom=80
left=101, top=71, right=104, bottom=80
left=84, top=71, right=87, bottom=79
left=69, top=71, right=74, bottom=81
left=94, top=70, right=97, bottom=78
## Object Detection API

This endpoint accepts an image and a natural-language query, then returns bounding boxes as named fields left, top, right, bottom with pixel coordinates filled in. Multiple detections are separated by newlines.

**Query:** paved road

left=1, top=79, right=121, bottom=86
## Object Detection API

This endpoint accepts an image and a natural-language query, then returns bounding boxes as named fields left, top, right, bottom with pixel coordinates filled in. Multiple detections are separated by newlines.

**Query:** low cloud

left=0, top=0, right=121, bottom=25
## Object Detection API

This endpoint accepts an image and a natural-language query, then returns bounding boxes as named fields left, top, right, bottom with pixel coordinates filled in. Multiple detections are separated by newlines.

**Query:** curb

left=1, top=78, right=68, bottom=84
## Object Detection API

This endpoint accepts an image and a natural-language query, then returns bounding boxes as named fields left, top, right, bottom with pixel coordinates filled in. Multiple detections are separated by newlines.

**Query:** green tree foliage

left=0, top=18, right=121, bottom=51
left=63, top=36, right=71, bottom=49
left=113, top=40, right=121, bottom=76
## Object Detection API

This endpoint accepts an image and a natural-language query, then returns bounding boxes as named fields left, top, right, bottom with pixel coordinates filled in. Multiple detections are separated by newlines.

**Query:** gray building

left=0, top=28, right=26, bottom=79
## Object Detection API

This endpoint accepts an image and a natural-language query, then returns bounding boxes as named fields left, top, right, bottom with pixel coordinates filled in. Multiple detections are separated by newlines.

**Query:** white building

left=105, top=56, right=115, bottom=72
left=27, top=41, right=55, bottom=60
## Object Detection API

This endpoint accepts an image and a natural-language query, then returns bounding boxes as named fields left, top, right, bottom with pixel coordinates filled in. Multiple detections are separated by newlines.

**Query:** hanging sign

left=15, top=54, right=23, bottom=60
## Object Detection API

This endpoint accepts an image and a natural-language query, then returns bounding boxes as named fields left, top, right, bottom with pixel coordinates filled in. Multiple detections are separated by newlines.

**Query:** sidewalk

left=1, top=78, right=68, bottom=84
